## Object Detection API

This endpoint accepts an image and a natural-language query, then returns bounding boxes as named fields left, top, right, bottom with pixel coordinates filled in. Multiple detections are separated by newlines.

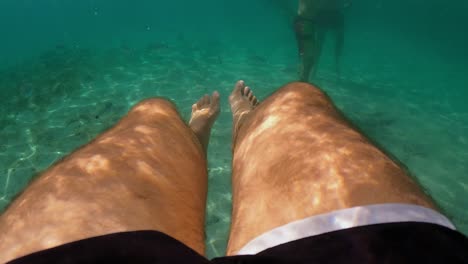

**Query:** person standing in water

left=295, top=0, right=351, bottom=81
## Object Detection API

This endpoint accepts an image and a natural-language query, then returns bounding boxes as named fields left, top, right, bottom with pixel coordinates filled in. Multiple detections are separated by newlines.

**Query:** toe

left=247, top=91, right=254, bottom=101
left=211, top=91, right=221, bottom=114
left=203, top=94, right=210, bottom=106
left=192, top=103, right=198, bottom=112
left=236, top=80, right=245, bottom=89
left=246, top=88, right=255, bottom=102
left=211, top=91, right=220, bottom=107
left=230, top=80, right=246, bottom=103
left=244, top=86, right=251, bottom=97
left=234, top=80, right=245, bottom=94
left=196, top=98, right=203, bottom=109
left=253, top=98, right=258, bottom=106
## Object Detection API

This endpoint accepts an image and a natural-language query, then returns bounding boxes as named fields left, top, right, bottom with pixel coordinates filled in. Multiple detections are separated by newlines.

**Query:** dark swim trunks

left=8, top=222, right=468, bottom=264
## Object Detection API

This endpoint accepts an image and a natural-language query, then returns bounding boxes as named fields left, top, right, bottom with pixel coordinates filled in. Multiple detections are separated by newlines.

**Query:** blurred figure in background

left=295, top=0, right=351, bottom=82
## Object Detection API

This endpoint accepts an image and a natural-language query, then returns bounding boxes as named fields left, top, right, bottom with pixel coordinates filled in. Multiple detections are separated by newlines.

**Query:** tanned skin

left=226, top=81, right=436, bottom=254
left=0, top=81, right=436, bottom=261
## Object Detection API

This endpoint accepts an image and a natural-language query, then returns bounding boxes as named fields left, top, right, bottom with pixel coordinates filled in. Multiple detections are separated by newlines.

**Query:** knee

left=129, top=97, right=178, bottom=117
left=269, top=82, right=333, bottom=107
left=136, top=98, right=176, bottom=109
left=276, top=82, right=328, bottom=99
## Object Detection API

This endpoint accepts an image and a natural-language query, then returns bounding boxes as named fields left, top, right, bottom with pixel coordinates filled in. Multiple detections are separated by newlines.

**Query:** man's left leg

left=294, top=17, right=318, bottom=82
left=0, top=92, right=220, bottom=263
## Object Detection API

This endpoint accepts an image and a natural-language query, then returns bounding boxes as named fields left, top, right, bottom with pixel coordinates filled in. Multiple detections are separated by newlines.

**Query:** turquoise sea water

left=1, top=0, right=467, bottom=258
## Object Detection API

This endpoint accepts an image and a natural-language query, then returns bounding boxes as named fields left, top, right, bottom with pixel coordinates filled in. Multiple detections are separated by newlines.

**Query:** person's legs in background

left=333, top=12, right=345, bottom=77
left=295, top=18, right=320, bottom=82
left=310, top=25, right=327, bottom=79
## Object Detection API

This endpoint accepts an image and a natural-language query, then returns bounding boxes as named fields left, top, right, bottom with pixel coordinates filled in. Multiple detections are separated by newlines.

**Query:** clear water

left=0, top=0, right=467, bottom=258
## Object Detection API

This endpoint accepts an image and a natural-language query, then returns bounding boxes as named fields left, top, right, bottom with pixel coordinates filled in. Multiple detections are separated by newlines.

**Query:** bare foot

left=189, top=91, right=220, bottom=153
left=229, top=80, right=259, bottom=144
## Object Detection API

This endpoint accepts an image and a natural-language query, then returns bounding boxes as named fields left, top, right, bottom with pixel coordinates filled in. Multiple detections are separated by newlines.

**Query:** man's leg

left=226, top=81, right=437, bottom=254
left=0, top=92, right=220, bottom=263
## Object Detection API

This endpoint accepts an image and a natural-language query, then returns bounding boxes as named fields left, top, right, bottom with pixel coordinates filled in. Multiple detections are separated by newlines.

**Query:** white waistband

left=237, top=203, right=455, bottom=255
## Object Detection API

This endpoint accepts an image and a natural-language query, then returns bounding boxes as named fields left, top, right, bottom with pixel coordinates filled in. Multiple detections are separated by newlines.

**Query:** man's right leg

left=226, top=81, right=438, bottom=255
left=0, top=92, right=220, bottom=263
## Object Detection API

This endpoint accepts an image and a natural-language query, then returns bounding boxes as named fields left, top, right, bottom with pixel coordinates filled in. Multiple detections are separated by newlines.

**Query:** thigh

left=227, top=82, right=437, bottom=254
left=0, top=98, right=208, bottom=263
